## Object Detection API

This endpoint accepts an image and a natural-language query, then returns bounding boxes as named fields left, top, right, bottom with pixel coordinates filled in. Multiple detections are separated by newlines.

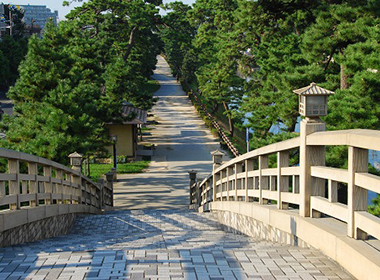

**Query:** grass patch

left=143, top=79, right=160, bottom=94
left=89, top=161, right=150, bottom=181
left=141, top=126, right=152, bottom=131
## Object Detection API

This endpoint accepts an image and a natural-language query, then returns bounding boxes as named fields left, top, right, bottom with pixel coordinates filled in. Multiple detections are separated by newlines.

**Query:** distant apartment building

left=19, top=4, right=59, bottom=36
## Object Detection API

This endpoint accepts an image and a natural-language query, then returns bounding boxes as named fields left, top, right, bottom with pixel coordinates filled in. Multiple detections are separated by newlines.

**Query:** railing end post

left=188, top=170, right=197, bottom=206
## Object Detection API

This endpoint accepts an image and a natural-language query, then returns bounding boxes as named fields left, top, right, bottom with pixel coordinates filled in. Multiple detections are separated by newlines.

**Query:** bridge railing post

left=8, top=159, right=20, bottom=210
left=348, top=147, right=368, bottom=239
left=277, top=151, right=289, bottom=210
left=44, top=166, right=52, bottom=205
left=211, top=150, right=224, bottom=202
left=188, top=170, right=197, bottom=206
left=98, top=179, right=105, bottom=208
left=259, top=155, right=268, bottom=204
left=299, top=118, right=326, bottom=217
left=245, top=159, right=255, bottom=202
left=71, top=173, right=82, bottom=205
left=28, top=162, right=38, bottom=207
left=105, top=172, right=114, bottom=207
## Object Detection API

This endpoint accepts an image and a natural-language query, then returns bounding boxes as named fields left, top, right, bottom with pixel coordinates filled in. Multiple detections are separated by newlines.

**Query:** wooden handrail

left=0, top=148, right=113, bottom=212
left=196, top=128, right=380, bottom=241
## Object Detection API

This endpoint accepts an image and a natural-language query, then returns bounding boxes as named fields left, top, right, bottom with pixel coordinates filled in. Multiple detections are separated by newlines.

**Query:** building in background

left=19, top=4, right=58, bottom=36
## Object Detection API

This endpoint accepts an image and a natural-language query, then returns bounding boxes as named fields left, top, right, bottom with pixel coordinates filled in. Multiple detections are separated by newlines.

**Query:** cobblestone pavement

left=0, top=210, right=353, bottom=280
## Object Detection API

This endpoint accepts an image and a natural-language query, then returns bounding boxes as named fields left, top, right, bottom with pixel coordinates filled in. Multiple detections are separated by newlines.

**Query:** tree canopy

left=160, top=0, right=380, bottom=152
left=1, top=0, right=162, bottom=164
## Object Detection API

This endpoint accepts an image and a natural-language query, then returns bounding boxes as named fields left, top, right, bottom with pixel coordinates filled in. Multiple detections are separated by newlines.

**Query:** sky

left=8, top=0, right=196, bottom=20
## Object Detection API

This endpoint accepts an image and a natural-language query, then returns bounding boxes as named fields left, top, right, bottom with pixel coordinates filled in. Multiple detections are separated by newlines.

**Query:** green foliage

left=1, top=0, right=162, bottom=164
left=0, top=36, right=28, bottom=90
left=369, top=198, right=380, bottom=217
left=143, top=79, right=160, bottom=95
left=160, top=2, right=196, bottom=81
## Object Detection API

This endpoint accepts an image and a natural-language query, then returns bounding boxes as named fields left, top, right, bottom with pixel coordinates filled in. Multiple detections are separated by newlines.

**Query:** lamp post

left=293, top=82, right=335, bottom=217
left=111, top=135, right=117, bottom=169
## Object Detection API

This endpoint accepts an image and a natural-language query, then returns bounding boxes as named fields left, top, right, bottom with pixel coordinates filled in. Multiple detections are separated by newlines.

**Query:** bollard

left=188, top=170, right=197, bottom=206
left=105, top=172, right=114, bottom=207
left=110, top=167, right=117, bottom=182
left=97, top=179, right=105, bottom=209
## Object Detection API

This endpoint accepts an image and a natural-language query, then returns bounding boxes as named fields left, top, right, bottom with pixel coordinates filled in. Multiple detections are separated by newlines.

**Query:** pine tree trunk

left=340, top=63, right=349, bottom=90
left=222, top=101, right=234, bottom=137
left=212, top=103, right=219, bottom=114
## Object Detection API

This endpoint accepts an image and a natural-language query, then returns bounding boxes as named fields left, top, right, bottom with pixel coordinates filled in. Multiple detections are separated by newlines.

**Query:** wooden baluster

left=259, top=155, right=268, bottom=204
left=299, top=118, right=326, bottom=217
left=56, top=170, right=63, bottom=204
left=71, top=174, right=82, bottom=204
left=245, top=159, right=254, bottom=202
left=226, top=167, right=231, bottom=201
left=270, top=176, right=276, bottom=191
left=278, top=151, right=289, bottom=210
left=348, top=147, right=368, bottom=239
left=8, top=159, right=19, bottom=210
left=43, top=166, right=52, bottom=205
left=328, top=180, right=338, bottom=203
left=235, top=163, right=243, bottom=201
left=212, top=168, right=218, bottom=203
left=292, top=175, right=299, bottom=194
left=0, top=181, right=5, bottom=198
left=28, top=163, right=38, bottom=207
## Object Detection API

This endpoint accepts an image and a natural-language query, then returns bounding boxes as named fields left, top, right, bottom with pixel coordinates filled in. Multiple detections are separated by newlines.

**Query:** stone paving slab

left=0, top=210, right=353, bottom=279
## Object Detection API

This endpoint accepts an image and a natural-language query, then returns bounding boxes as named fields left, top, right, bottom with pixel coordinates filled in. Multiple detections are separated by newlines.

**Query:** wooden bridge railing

left=196, top=127, right=380, bottom=241
left=0, top=148, right=113, bottom=212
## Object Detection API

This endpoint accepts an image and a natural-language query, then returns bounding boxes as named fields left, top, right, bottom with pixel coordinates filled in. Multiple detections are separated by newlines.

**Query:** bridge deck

left=0, top=210, right=352, bottom=279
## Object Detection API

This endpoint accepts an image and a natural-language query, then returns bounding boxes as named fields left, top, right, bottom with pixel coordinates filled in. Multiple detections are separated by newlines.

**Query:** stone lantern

left=68, top=152, right=83, bottom=172
left=295, top=83, right=335, bottom=218
left=211, top=150, right=224, bottom=165
left=293, top=82, right=335, bottom=118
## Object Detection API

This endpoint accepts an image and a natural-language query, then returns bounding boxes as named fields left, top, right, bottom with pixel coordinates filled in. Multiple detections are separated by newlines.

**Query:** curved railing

left=197, top=128, right=380, bottom=241
left=0, top=148, right=113, bottom=222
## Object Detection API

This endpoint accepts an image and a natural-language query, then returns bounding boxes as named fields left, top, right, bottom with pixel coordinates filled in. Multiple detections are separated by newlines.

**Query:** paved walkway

left=113, top=56, right=227, bottom=210
left=0, top=210, right=352, bottom=279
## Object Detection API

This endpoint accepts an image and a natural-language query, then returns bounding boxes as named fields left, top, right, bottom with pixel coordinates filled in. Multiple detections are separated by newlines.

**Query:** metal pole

left=8, top=9, right=12, bottom=36
left=113, top=143, right=117, bottom=169
left=246, top=128, right=250, bottom=153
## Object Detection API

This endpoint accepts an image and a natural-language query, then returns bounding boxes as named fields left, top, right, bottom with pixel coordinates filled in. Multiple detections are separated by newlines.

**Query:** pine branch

left=123, top=26, right=139, bottom=61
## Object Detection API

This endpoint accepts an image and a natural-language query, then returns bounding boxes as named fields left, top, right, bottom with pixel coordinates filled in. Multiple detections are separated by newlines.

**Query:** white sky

left=8, top=0, right=196, bottom=20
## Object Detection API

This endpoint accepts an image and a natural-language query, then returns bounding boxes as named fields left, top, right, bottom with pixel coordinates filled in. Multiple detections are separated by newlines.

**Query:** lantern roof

left=293, top=82, right=335, bottom=96
left=211, top=150, right=224, bottom=156
left=68, top=152, right=83, bottom=158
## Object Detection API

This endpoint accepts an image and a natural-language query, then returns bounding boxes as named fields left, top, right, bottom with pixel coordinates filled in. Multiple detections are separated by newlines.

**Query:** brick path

left=0, top=210, right=353, bottom=279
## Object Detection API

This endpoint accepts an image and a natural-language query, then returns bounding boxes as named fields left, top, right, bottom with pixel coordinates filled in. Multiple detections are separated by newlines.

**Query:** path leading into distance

left=0, top=57, right=352, bottom=280
left=113, top=56, right=227, bottom=210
